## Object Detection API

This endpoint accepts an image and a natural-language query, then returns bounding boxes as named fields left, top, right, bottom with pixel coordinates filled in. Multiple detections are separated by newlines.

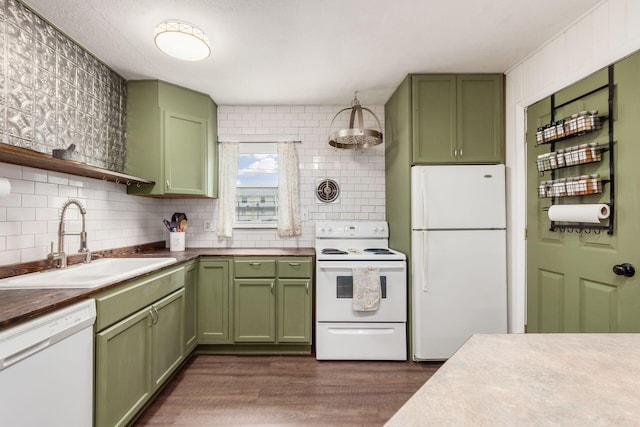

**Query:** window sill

left=233, top=222, right=277, bottom=230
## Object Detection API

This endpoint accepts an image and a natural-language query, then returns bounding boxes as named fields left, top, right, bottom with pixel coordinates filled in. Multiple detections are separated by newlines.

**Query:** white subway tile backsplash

left=9, top=179, right=35, bottom=194
left=0, top=161, right=164, bottom=265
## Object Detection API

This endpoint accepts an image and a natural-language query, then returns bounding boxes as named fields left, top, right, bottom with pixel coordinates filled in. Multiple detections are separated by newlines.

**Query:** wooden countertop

left=0, top=247, right=315, bottom=330
left=386, top=333, right=640, bottom=426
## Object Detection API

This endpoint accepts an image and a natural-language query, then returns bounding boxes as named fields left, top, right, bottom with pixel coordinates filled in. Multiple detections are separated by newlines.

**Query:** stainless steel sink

left=0, top=257, right=177, bottom=289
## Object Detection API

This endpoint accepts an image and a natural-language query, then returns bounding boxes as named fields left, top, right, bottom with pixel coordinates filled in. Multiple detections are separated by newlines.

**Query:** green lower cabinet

left=277, top=279, right=312, bottom=343
left=151, top=289, right=185, bottom=390
left=93, top=265, right=186, bottom=427
left=233, top=278, right=276, bottom=342
left=183, top=261, right=198, bottom=353
left=95, top=305, right=153, bottom=427
left=197, top=259, right=231, bottom=343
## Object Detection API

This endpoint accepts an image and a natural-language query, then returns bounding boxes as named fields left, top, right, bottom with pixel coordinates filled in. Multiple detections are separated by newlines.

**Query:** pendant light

left=154, top=21, right=211, bottom=61
left=328, top=92, right=383, bottom=149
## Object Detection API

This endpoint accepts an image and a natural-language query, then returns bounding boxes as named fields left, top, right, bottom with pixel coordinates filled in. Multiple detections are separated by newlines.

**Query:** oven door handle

left=318, top=264, right=406, bottom=271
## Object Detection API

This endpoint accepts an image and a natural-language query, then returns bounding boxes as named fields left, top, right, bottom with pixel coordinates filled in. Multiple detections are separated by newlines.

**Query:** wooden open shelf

left=0, top=143, right=153, bottom=186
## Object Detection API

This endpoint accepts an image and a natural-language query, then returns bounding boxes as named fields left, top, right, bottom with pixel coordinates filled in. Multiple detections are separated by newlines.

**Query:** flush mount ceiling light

left=154, top=20, right=211, bottom=61
left=328, top=92, right=383, bottom=150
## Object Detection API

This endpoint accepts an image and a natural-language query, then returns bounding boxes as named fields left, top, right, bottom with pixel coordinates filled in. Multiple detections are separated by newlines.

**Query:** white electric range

left=315, top=220, right=407, bottom=360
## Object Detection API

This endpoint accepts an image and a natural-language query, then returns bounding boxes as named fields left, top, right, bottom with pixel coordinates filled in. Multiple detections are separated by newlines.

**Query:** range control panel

left=315, top=221, right=389, bottom=239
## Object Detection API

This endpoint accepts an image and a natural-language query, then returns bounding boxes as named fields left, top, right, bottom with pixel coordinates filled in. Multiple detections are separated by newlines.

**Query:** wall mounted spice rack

left=539, top=65, right=615, bottom=235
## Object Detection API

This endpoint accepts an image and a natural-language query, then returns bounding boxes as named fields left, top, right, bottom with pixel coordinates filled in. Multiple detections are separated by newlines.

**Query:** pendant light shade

left=154, top=21, right=211, bottom=61
left=328, top=93, right=383, bottom=149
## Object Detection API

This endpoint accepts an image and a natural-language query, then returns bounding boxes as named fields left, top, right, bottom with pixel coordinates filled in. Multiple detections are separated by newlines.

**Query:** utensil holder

left=169, top=232, right=185, bottom=252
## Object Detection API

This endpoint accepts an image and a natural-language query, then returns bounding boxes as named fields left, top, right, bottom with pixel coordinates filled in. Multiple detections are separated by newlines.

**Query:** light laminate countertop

left=387, top=333, right=640, bottom=426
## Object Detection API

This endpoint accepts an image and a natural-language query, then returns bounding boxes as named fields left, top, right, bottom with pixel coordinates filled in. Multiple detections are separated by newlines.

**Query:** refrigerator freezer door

left=411, top=165, right=506, bottom=230
left=412, top=229, right=507, bottom=360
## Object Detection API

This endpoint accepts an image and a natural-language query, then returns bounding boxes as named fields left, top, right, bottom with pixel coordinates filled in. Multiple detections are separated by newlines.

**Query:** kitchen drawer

left=94, top=265, right=184, bottom=331
left=234, top=259, right=276, bottom=278
left=277, top=258, right=312, bottom=278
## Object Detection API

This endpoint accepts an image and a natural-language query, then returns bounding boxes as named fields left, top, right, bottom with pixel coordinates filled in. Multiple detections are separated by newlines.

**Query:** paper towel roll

left=548, top=204, right=610, bottom=223
left=0, top=177, right=10, bottom=198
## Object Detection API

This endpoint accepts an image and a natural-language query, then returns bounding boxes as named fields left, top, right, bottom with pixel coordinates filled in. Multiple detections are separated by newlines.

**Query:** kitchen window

left=234, top=142, right=278, bottom=228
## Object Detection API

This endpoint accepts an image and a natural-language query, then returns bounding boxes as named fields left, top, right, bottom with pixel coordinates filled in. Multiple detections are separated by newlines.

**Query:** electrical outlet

left=204, top=220, right=214, bottom=231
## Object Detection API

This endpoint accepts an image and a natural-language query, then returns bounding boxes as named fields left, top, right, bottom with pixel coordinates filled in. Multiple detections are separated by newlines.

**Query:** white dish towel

left=352, top=266, right=381, bottom=311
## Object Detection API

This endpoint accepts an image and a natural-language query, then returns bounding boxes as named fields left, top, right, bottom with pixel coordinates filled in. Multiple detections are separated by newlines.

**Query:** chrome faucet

left=49, top=199, right=91, bottom=268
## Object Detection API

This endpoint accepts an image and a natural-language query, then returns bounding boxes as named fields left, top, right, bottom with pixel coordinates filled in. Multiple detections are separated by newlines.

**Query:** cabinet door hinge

left=525, top=227, right=528, bottom=240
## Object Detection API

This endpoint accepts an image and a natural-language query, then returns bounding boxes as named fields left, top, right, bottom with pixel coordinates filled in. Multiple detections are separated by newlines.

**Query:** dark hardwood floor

left=135, top=355, right=442, bottom=426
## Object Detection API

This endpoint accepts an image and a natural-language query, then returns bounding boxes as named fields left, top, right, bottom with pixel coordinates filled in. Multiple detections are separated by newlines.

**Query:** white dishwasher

left=0, top=299, right=96, bottom=427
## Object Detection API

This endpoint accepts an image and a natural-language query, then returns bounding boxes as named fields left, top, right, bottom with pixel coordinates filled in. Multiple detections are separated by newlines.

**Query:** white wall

left=505, top=0, right=640, bottom=332
left=162, top=104, right=386, bottom=249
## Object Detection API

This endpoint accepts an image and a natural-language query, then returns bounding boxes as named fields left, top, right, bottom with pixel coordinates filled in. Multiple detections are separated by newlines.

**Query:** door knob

left=613, top=263, right=635, bottom=278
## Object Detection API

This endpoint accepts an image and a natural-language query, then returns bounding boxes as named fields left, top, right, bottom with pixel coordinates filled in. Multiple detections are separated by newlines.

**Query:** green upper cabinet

left=125, top=80, right=218, bottom=197
left=412, top=74, right=504, bottom=164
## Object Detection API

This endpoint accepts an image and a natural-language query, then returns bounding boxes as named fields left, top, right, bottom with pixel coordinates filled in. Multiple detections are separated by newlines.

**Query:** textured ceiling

left=22, top=0, right=603, bottom=105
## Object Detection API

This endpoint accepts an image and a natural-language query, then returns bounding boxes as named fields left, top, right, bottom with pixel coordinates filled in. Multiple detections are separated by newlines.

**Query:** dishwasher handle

left=1, top=338, right=51, bottom=371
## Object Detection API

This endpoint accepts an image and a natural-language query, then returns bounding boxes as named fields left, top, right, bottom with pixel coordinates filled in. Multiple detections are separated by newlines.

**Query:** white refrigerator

left=411, top=164, right=507, bottom=360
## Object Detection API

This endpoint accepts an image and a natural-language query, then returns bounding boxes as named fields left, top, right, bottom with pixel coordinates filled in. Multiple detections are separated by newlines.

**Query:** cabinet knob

left=249, top=262, right=261, bottom=268
left=270, top=281, right=274, bottom=292
left=459, top=148, right=463, bottom=157
left=613, top=263, right=635, bottom=278
left=306, top=281, right=309, bottom=294
left=289, top=262, right=300, bottom=267
left=453, top=148, right=458, bottom=158
left=165, top=179, right=170, bottom=189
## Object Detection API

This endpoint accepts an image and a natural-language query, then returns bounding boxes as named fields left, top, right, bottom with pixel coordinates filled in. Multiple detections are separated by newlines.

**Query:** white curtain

left=277, top=141, right=302, bottom=237
left=216, top=142, right=239, bottom=238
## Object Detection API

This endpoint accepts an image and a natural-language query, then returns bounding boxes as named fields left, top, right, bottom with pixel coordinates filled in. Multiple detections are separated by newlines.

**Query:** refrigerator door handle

left=422, top=233, right=429, bottom=292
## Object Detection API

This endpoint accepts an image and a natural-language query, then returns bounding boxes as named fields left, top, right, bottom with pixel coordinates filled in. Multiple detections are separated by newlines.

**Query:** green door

left=95, top=307, right=153, bottom=427
left=151, top=289, right=185, bottom=390
left=527, top=54, right=640, bottom=333
left=277, top=279, right=312, bottom=343
left=234, top=279, right=276, bottom=342
left=197, top=259, right=231, bottom=343
left=412, top=75, right=456, bottom=163
left=163, top=109, right=207, bottom=195
left=457, top=74, right=504, bottom=163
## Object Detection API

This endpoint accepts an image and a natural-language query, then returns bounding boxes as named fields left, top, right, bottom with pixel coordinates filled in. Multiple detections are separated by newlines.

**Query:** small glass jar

left=539, top=181, right=548, bottom=198
left=536, top=127, right=545, bottom=144
left=590, top=174, right=601, bottom=194
left=577, top=175, right=590, bottom=195
left=588, top=110, right=599, bottom=130
left=578, top=143, right=590, bottom=163
left=576, top=111, right=588, bottom=132
left=589, top=142, right=600, bottom=162
left=553, top=179, right=567, bottom=197
left=555, top=120, right=565, bottom=139
left=544, top=124, right=556, bottom=142
left=536, top=154, right=546, bottom=172
left=548, top=152, right=558, bottom=169
left=566, top=114, right=579, bottom=135
left=556, top=149, right=565, bottom=168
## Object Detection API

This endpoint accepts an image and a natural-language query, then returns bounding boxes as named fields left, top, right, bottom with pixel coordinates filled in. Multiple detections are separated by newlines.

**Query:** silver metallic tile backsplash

left=0, top=0, right=127, bottom=172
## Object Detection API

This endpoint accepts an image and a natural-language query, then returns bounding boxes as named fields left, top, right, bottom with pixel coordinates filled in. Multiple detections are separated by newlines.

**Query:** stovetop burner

left=364, top=248, right=395, bottom=255
left=321, top=248, right=349, bottom=255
